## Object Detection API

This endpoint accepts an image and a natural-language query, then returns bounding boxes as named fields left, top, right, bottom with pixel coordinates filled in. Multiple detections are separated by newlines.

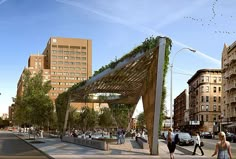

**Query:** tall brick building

left=17, top=37, right=93, bottom=110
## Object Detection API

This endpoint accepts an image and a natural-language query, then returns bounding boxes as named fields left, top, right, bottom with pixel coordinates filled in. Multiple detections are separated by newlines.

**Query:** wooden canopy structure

left=70, top=37, right=171, bottom=155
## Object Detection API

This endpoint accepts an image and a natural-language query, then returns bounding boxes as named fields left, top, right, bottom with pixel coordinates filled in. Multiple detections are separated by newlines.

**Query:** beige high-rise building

left=222, top=41, right=236, bottom=131
left=187, top=69, right=222, bottom=133
left=17, top=37, right=93, bottom=110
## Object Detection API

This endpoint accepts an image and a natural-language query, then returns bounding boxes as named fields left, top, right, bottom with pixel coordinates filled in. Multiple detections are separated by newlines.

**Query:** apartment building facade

left=173, top=89, right=188, bottom=131
left=17, top=37, right=93, bottom=110
left=187, top=69, right=222, bottom=133
left=222, top=41, right=236, bottom=132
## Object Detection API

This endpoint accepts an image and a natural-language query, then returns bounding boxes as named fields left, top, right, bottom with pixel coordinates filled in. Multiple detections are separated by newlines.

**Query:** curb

left=14, top=133, right=54, bottom=159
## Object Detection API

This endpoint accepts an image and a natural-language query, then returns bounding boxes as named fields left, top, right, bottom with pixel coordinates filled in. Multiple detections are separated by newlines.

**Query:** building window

left=206, top=86, right=209, bottom=92
left=213, top=115, right=216, bottom=121
left=205, top=76, right=209, bottom=82
left=213, top=77, right=217, bottom=83
left=206, top=115, right=208, bottom=121
left=201, top=76, right=204, bottom=82
left=219, top=77, right=222, bottom=82
left=81, top=52, right=87, bottom=56
left=213, top=96, right=217, bottom=102
left=201, top=86, right=204, bottom=92
left=218, top=97, right=221, bottom=102
left=64, top=51, right=69, bottom=54
left=213, top=87, right=217, bottom=93
left=201, top=96, right=204, bottom=102
left=201, top=105, right=204, bottom=111
left=206, top=96, right=209, bottom=102
left=219, top=87, right=221, bottom=92
left=213, top=105, right=217, bottom=111
left=218, top=105, right=221, bottom=111
left=206, top=105, right=209, bottom=111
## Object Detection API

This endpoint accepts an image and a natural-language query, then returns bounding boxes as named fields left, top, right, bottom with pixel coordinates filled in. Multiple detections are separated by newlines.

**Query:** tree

left=98, top=107, right=113, bottom=130
left=14, top=70, right=54, bottom=129
left=78, top=106, right=98, bottom=131
left=68, top=110, right=80, bottom=130
left=55, top=91, right=70, bottom=132
left=136, top=112, right=145, bottom=129
left=110, top=103, right=133, bottom=129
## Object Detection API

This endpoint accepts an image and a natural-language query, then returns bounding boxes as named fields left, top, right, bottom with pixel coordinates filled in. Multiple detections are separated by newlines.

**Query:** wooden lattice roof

left=69, top=36, right=172, bottom=155
left=70, top=36, right=171, bottom=105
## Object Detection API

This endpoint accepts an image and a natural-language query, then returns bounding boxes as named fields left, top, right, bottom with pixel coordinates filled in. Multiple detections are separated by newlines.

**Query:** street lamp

left=170, top=48, right=196, bottom=129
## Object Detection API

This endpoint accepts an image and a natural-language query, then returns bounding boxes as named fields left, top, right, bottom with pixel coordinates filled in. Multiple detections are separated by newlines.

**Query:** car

left=7, top=127, right=13, bottom=131
left=200, top=132, right=213, bottom=139
left=177, top=132, right=194, bottom=146
left=162, top=131, right=168, bottom=140
left=225, top=132, right=236, bottom=143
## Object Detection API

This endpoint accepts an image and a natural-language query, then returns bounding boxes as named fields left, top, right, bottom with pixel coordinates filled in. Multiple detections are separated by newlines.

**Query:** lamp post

left=170, top=48, right=196, bottom=129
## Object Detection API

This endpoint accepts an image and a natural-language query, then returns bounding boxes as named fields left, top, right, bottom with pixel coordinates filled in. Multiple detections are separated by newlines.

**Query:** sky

left=0, top=0, right=235, bottom=117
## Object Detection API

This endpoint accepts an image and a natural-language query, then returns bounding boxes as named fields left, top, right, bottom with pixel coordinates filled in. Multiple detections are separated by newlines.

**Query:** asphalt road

left=202, top=138, right=236, bottom=157
left=176, top=137, right=236, bottom=158
left=0, top=131, right=50, bottom=159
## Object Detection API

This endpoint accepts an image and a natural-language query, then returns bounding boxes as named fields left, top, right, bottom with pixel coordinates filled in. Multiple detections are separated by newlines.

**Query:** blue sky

left=0, top=0, right=235, bottom=116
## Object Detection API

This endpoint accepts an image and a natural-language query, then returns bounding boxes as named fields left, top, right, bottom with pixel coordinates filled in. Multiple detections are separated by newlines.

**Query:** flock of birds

left=183, top=0, right=235, bottom=35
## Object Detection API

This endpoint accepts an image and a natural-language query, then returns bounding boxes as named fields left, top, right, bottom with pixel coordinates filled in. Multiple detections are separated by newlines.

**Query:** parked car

left=162, top=131, right=168, bottom=140
left=200, top=132, right=213, bottom=139
left=225, top=132, right=236, bottom=143
left=177, top=132, right=194, bottom=146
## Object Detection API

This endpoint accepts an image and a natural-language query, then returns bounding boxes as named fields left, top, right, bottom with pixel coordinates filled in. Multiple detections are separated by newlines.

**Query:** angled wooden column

left=142, top=37, right=166, bottom=155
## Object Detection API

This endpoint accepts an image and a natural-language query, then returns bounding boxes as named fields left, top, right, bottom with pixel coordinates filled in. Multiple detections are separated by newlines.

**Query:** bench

left=136, top=137, right=149, bottom=149
left=62, top=136, right=109, bottom=151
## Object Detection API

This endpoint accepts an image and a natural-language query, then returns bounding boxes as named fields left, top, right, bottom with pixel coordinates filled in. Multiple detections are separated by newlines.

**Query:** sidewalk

left=15, top=132, right=208, bottom=159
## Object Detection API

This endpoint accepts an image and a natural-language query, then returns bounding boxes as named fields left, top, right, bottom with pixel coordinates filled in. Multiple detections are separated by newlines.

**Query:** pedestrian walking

left=117, top=128, right=121, bottom=144
left=167, top=128, right=176, bottom=159
left=121, top=129, right=126, bottom=144
left=211, top=131, right=233, bottom=159
left=192, top=132, right=204, bottom=156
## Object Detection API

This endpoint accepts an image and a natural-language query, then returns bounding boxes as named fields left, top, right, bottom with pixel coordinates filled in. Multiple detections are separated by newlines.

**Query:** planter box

left=62, top=136, right=109, bottom=151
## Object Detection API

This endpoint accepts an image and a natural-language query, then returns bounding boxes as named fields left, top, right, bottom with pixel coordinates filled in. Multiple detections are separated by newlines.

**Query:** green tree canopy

left=78, top=106, right=98, bottom=131
left=98, top=107, right=114, bottom=129
left=110, top=104, right=133, bottom=129
left=136, top=112, right=145, bottom=129
left=55, top=91, right=70, bottom=132
left=14, top=70, right=54, bottom=128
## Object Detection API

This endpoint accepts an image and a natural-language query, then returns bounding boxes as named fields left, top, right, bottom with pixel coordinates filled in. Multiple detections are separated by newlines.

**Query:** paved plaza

left=15, top=132, right=209, bottom=159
